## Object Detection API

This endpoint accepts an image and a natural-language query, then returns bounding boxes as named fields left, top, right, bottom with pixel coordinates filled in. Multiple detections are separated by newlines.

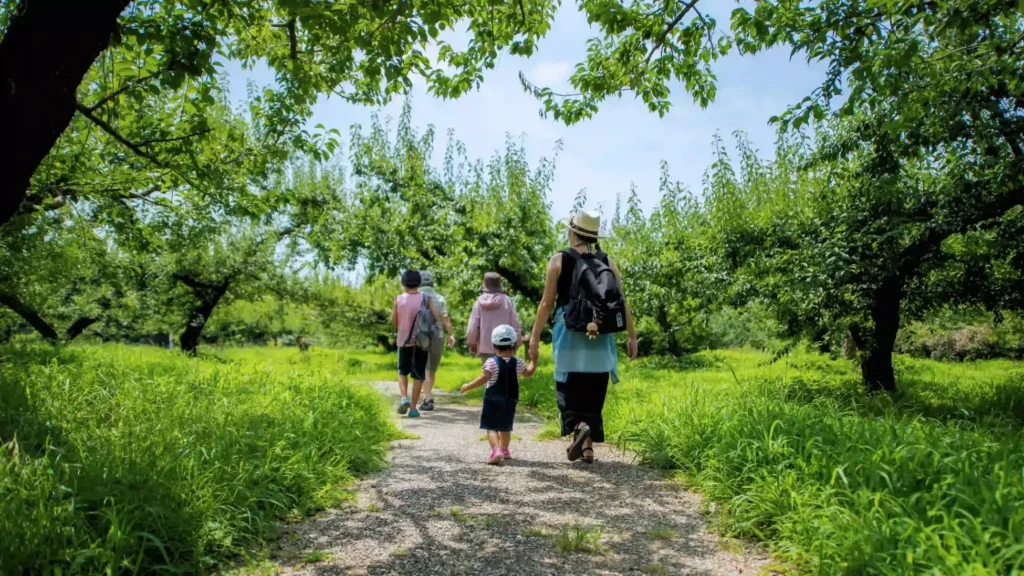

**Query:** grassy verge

left=0, top=344, right=400, bottom=574
left=334, top=344, right=1024, bottom=573
left=603, top=348, right=1024, bottom=574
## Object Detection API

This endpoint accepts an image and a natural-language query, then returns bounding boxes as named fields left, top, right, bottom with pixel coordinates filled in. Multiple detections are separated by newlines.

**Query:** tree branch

left=287, top=16, right=298, bottom=59
left=901, top=185, right=1024, bottom=275
left=136, top=128, right=213, bottom=147
left=65, top=316, right=98, bottom=341
left=646, top=0, right=699, bottom=64
left=0, top=292, right=59, bottom=342
left=173, top=272, right=229, bottom=293
left=76, top=101, right=201, bottom=191
left=75, top=101, right=168, bottom=169
left=81, top=66, right=168, bottom=113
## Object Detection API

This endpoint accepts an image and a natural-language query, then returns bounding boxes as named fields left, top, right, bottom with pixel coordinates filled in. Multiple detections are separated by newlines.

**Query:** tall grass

left=0, top=344, right=400, bottom=574
left=609, top=349, right=1024, bottom=574
left=434, top=345, right=1024, bottom=573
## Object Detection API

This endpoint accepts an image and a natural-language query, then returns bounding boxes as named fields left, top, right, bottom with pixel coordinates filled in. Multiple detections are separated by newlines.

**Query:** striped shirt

left=483, top=356, right=526, bottom=388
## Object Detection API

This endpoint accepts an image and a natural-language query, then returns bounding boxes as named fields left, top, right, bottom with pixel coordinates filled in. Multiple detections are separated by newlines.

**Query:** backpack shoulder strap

left=568, top=250, right=594, bottom=300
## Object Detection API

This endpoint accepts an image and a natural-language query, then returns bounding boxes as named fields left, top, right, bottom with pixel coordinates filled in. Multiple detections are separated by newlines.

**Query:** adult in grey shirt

left=418, top=271, right=455, bottom=411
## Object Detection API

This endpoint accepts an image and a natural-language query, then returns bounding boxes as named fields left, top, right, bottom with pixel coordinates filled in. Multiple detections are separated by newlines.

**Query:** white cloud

left=530, top=60, right=572, bottom=86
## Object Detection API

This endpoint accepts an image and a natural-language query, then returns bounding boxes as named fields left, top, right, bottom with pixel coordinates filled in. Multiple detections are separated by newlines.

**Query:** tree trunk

left=855, top=277, right=903, bottom=393
left=0, top=292, right=98, bottom=343
left=0, top=292, right=59, bottom=342
left=375, top=334, right=398, bottom=352
left=0, top=0, right=132, bottom=228
left=179, top=282, right=230, bottom=356
left=654, top=304, right=681, bottom=356
left=493, top=265, right=544, bottom=303
left=65, top=316, right=98, bottom=341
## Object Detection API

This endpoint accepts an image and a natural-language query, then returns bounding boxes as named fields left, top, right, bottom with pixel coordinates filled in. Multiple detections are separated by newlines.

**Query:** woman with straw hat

left=529, top=211, right=638, bottom=463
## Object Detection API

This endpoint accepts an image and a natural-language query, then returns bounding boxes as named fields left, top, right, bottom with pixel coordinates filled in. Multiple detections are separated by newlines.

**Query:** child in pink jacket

left=466, top=272, right=522, bottom=358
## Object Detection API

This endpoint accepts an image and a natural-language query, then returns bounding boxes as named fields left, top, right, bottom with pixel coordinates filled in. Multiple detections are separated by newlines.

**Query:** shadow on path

left=278, top=385, right=767, bottom=576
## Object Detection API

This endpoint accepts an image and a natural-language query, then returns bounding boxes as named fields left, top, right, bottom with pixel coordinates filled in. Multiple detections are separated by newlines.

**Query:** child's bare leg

left=499, top=431, right=511, bottom=450
left=398, top=374, right=409, bottom=398
left=411, top=379, right=423, bottom=408
left=487, top=430, right=500, bottom=450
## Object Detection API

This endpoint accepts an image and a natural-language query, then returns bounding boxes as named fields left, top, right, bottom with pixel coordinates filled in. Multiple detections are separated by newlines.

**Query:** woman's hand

left=529, top=338, right=540, bottom=363
left=447, top=335, right=456, bottom=349
left=627, top=334, right=639, bottom=360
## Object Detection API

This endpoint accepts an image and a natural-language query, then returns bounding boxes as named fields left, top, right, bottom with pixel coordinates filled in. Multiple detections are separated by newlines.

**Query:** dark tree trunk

left=853, top=276, right=903, bottom=393
left=655, top=304, right=681, bottom=356
left=174, top=273, right=231, bottom=356
left=0, top=0, right=132, bottom=228
left=493, top=265, right=544, bottom=303
left=179, top=287, right=229, bottom=356
left=65, top=316, right=98, bottom=341
left=375, top=334, right=398, bottom=352
left=0, top=292, right=97, bottom=342
left=0, top=292, right=59, bottom=342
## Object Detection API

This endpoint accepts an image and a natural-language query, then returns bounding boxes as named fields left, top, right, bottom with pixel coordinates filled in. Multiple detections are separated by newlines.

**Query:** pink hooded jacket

left=465, top=293, right=521, bottom=355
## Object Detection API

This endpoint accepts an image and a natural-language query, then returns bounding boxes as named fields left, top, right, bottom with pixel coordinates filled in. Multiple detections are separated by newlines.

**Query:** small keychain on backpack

left=586, top=311, right=600, bottom=339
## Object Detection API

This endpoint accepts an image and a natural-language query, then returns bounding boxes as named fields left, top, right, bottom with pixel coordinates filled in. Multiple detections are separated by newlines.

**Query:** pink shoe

left=487, top=448, right=504, bottom=466
left=502, top=448, right=511, bottom=460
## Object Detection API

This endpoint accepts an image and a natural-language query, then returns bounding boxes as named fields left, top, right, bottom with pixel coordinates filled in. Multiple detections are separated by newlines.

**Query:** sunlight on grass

left=553, top=523, right=603, bottom=555
left=647, top=527, right=679, bottom=541
left=0, top=344, right=400, bottom=574
left=301, top=550, right=333, bottom=563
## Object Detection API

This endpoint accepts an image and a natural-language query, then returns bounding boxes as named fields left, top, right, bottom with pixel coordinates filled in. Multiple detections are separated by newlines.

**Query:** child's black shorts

left=480, top=396, right=518, bottom=432
left=397, top=346, right=427, bottom=381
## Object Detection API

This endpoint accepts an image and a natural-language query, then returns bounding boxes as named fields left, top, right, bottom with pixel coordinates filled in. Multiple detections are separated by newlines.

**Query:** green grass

left=647, top=527, right=679, bottom=541
left=0, top=344, right=400, bottom=574
left=301, top=549, right=333, bottom=563
left=553, top=522, right=603, bottom=554
left=7, top=341, right=1020, bottom=574
left=384, top=343, right=1024, bottom=573
left=599, top=347, right=1024, bottom=575
left=524, top=526, right=550, bottom=537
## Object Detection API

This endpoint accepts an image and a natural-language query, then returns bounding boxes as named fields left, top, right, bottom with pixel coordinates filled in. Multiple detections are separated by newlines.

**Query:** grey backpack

left=404, top=295, right=436, bottom=350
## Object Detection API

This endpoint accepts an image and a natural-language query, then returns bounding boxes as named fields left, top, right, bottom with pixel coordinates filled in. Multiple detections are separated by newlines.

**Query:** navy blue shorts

left=480, top=396, right=518, bottom=432
left=397, top=346, right=427, bottom=381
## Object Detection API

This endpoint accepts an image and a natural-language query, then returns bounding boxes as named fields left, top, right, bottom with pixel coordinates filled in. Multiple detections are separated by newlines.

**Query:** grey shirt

left=419, top=286, right=448, bottom=318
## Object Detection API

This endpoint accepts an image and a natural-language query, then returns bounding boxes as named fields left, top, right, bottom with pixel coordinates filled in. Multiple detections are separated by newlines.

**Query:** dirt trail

left=276, top=385, right=769, bottom=575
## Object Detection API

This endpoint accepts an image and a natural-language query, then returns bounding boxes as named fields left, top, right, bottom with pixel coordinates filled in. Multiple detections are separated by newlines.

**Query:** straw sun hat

left=561, top=210, right=606, bottom=239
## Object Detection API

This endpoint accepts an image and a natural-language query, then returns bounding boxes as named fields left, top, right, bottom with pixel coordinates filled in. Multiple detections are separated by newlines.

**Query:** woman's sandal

left=566, top=424, right=592, bottom=462
left=581, top=447, right=595, bottom=464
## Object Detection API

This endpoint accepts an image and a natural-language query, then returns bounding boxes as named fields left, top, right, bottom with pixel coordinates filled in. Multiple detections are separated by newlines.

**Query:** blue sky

left=226, top=1, right=828, bottom=219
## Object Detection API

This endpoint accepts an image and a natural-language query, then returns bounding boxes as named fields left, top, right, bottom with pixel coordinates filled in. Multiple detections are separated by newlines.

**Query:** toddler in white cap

left=461, top=324, right=536, bottom=464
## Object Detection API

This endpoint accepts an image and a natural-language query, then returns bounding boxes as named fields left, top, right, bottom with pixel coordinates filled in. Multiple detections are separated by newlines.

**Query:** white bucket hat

left=491, top=324, right=518, bottom=347
left=561, top=210, right=606, bottom=239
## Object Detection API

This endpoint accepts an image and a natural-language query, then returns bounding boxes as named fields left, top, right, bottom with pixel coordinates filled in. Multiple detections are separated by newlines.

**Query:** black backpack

left=563, top=249, right=627, bottom=337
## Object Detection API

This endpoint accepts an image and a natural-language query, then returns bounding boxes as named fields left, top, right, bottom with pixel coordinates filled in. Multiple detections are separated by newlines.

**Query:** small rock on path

left=276, top=383, right=769, bottom=575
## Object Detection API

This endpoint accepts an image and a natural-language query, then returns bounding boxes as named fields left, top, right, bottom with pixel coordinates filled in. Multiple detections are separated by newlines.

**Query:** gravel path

left=276, top=384, right=770, bottom=576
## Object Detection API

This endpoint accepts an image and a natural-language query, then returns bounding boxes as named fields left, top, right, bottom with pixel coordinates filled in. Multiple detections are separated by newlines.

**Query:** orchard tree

left=0, top=211, right=121, bottom=342
left=335, top=104, right=558, bottom=304
left=0, top=0, right=562, bottom=228
left=530, top=0, right=1023, bottom=391
left=167, top=222, right=298, bottom=354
